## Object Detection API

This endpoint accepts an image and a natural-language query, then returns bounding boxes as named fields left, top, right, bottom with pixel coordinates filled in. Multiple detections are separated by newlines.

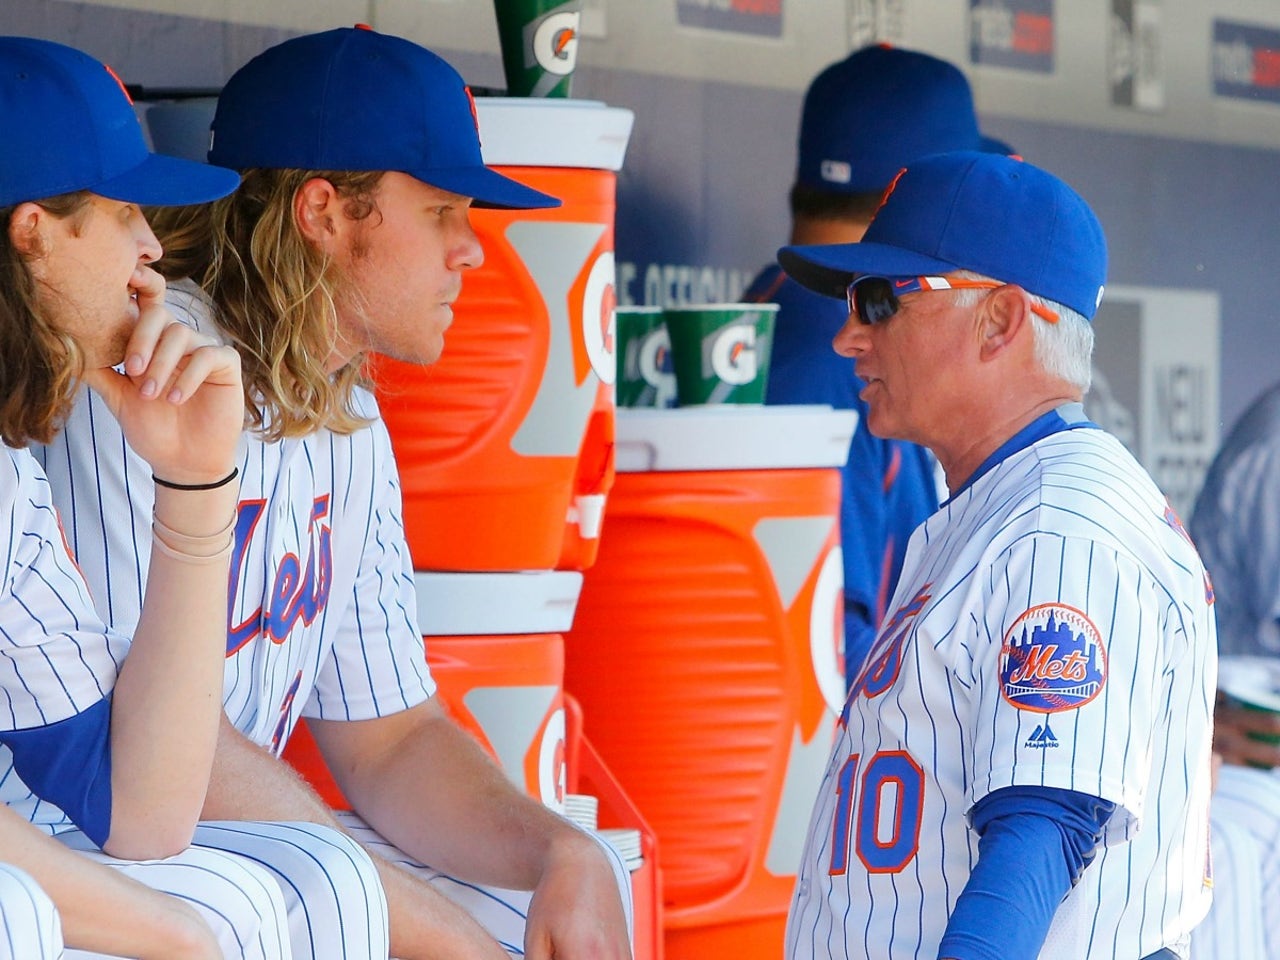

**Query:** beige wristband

left=152, top=513, right=237, bottom=562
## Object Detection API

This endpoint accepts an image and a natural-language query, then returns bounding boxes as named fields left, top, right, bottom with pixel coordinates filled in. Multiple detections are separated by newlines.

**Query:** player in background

left=777, top=151, right=1214, bottom=959
left=38, top=26, right=632, bottom=960
left=743, top=46, right=999, bottom=680
left=1191, top=379, right=1280, bottom=762
left=0, top=36, right=296, bottom=959
left=1186, top=383, right=1280, bottom=957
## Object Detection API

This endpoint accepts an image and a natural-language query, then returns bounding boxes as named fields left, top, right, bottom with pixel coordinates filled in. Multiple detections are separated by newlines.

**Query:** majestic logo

left=1024, top=721, right=1059, bottom=749
left=227, top=496, right=333, bottom=655
left=1000, top=603, right=1107, bottom=714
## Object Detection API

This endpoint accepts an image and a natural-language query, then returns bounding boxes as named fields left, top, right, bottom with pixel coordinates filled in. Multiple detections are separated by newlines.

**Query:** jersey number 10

left=829, top=750, right=925, bottom=875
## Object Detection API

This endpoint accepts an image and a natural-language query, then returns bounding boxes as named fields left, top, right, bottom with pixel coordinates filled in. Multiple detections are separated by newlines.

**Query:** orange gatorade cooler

left=417, top=570, right=585, bottom=811
left=372, top=98, right=633, bottom=573
left=563, top=405, right=858, bottom=960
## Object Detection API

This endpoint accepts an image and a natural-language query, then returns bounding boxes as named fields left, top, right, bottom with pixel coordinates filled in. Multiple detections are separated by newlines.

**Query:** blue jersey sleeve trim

left=0, top=697, right=113, bottom=847
left=937, top=785, right=1115, bottom=960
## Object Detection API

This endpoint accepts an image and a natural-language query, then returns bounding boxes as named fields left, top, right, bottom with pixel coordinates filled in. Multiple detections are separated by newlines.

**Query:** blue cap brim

left=418, top=164, right=560, bottom=210
left=93, top=152, right=241, bottom=207
left=778, top=242, right=962, bottom=300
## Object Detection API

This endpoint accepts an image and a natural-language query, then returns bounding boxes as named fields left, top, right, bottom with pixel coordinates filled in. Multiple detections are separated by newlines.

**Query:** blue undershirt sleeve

left=936, top=785, right=1116, bottom=960
left=0, top=696, right=113, bottom=847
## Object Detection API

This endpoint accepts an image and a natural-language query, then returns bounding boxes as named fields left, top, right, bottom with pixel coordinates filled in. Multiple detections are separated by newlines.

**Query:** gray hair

left=950, top=270, right=1094, bottom=392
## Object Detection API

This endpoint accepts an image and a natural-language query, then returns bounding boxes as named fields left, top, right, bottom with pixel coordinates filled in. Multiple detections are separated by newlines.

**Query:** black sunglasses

left=845, top=275, right=1060, bottom=325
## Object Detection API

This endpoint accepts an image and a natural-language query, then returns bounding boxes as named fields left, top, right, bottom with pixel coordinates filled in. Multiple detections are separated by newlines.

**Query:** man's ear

left=293, top=177, right=349, bottom=252
left=977, top=284, right=1033, bottom=362
left=7, top=202, right=48, bottom=260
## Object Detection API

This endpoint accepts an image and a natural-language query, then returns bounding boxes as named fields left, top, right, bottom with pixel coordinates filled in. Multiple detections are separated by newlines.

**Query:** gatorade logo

left=581, top=250, right=617, bottom=385
left=528, top=6, right=580, bottom=77
left=809, top=546, right=846, bottom=716
left=709, top=323, right=759, bottom=385
left=537, top=705, right=567, bottom=811
left=638, top=327, right=676, bottom=405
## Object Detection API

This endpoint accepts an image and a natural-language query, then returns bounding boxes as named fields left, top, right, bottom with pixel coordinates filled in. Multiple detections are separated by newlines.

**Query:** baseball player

left=38, top=27, right=631, bottom=960
left=1185, top=380, right=1280, bottom=956
left=0, top=35, right=308, bottom=959
left=775, top=151, right=1215, bottom=959
left=742, top=46, right=968, bottom=680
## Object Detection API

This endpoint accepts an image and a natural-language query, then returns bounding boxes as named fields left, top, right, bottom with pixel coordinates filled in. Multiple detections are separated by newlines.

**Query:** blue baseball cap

left=797, top=45, right=985, bottom=194
left=0, top=36, right=239, bottom=208
left=778, top=151, right=1108, bottom=320
left=208, top=27, right=559, bottom=210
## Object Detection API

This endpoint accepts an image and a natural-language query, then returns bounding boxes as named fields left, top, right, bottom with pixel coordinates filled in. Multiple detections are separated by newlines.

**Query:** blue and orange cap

left=779, top=151, right=1108, bottom=321
left=0, top=36, right=239, bottom=207
left=208, top=26, right=559, bottom=210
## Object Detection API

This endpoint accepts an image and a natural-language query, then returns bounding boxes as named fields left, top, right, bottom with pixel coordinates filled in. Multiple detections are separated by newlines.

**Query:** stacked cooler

left=564, top=405, right=857, bottom=960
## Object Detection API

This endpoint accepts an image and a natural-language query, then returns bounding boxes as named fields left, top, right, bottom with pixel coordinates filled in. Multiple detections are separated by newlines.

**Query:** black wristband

left=152, top=467, right=239, bottom=491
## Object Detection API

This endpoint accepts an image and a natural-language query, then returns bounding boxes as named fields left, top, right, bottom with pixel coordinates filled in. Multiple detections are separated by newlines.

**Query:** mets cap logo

left=999, top=603, right=1107, bottom=714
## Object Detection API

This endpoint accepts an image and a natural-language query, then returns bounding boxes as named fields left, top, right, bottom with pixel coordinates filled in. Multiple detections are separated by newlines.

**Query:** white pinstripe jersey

left=34, top=283, right=435, bottom=760
left=786, top=423, right=1216, bottom=960
left=0, top=448, right=128, bottom=829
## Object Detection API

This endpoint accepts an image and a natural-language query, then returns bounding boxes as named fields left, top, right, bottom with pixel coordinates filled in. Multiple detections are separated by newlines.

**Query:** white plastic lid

left=414, top=571, right=583, bottom=636
left=615, top=405, right=859, bottom=472
left=474, top=98, right=634, bottom=171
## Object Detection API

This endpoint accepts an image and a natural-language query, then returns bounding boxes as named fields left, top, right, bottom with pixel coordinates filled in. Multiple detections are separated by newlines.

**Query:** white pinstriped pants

left=58, top=820, right=389, bottom=960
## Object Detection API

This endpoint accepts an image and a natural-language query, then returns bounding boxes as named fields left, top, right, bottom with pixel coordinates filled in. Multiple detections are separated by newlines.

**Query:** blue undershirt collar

left=947, top=402, right=1099, bottom=504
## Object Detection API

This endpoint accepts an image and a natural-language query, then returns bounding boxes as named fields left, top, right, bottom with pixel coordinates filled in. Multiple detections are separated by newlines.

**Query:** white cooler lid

left=475, top=98, right=634, bottom=171
left=415, top=571, right=583, bottom=636
left=615, top=405, right=858, bottom=472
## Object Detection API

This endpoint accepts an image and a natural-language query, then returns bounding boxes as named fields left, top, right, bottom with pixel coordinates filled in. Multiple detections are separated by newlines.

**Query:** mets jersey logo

left=999, top=603, right=1107, bottom=714
left=226, top=495, right=334, bottom=655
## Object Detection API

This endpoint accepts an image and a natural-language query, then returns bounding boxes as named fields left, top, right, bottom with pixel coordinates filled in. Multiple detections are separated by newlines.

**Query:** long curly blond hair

left=149, top=168, right=384, bottom=440
left=0, top=192, right=94, bottom=447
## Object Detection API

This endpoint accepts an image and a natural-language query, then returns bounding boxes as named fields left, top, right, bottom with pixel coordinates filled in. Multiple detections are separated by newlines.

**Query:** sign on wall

left=1213, top=19, right=1280, bottom=106
left=969, top=0, right=1055, bottom=73
left=847, top=0, right=908, bottom=48
left=1086, top=286, right=1220, bottom=518
left=1110, top=0, right=1164, bottom=112
left=675, top=0, right=782, bottom=37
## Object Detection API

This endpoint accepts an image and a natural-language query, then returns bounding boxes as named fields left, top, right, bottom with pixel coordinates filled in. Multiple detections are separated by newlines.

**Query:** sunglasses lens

left=849, top=278, right=899, bottom=325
